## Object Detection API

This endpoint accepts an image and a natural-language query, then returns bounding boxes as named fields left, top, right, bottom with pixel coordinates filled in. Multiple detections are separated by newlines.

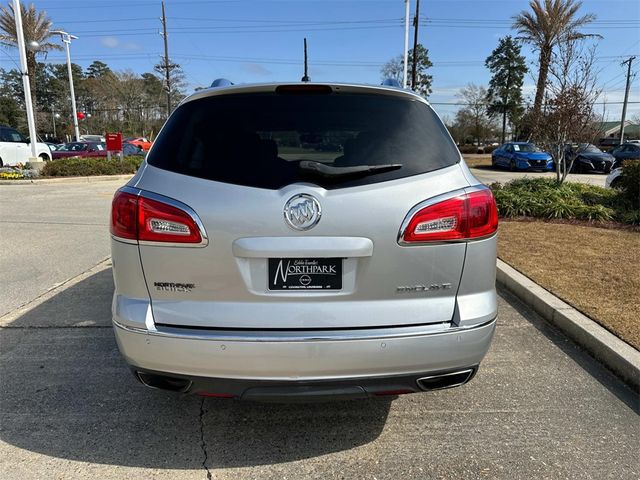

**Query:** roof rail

left=381, top=78, right=402, bottom=88
left=210, top=78, right=234, bottom=88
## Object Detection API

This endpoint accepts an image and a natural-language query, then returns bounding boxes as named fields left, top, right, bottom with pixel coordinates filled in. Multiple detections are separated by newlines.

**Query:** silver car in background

left=110, top=82, right=498, bottom=401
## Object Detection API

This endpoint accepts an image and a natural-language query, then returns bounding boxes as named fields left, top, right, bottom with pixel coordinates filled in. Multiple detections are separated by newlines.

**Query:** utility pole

left=13, top=0, right=37, bottom=159
left=403, top=0, right=410, bottom=88
left=301, top=38, right=310, bottom=82
left=619, top=56, right=636, bottom=144
left=411, top=0, right=420, bottom=90
left=160, top=1, right=172, bottom=117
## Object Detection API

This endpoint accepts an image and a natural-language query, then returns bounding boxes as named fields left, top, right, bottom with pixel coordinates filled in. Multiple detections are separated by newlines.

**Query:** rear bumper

left=113, top=317, right=496, bottom=387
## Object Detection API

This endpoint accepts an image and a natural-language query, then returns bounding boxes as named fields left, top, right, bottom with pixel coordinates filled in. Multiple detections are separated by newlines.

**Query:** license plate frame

left=268, top=258, right=343, bottom=291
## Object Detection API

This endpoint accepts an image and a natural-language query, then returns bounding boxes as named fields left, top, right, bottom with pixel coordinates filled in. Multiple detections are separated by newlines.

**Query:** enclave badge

left=284, top=194, right=321, bottom=231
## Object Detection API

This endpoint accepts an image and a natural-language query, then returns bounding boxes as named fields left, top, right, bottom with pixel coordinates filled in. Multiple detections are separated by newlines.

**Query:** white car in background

left=0, top=125, right=52, bottom=166
left=605, top=168, right=623, bottom=189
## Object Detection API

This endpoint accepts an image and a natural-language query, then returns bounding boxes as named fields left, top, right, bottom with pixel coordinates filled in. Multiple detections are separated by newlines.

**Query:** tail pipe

left=136, top=371, right=192, bottom=393
left=416, top=368, right=476, bottom=391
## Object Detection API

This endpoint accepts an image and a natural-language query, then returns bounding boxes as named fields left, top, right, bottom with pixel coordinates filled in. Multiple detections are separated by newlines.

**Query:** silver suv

left=110, top=82, right=498, bottom=401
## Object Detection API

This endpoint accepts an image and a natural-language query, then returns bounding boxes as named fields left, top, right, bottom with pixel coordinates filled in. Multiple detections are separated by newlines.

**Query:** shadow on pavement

left=497, top=286, right=639, bottom=413
left=0, top=269, right=391, bottom=469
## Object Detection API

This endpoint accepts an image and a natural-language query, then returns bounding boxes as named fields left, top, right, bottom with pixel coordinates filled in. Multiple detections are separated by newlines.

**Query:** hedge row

left=491, top=165, right=640, bottom=225
left=42, top=156, right=144, bottom=177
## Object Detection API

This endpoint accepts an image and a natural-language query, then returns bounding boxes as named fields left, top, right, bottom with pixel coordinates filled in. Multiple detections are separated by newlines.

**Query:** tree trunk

left=532, top=46, right=552, bottom=126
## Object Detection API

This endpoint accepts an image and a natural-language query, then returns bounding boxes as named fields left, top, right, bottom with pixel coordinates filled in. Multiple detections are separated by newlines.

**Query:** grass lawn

left=498, top=220, right=640, bottom=350
left=462, top=154, right=492, bottom=168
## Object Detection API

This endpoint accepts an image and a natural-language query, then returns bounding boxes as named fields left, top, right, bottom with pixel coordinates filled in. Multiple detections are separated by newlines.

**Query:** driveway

left=469, top=166, right=608, bottom=187
left=0, top=179, right=637, bottom=479
left=0, top=179, right=124, bottom=316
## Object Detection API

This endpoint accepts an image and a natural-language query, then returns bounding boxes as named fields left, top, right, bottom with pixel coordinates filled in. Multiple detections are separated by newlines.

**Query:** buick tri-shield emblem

left=284, top=194, right=321, bottom=231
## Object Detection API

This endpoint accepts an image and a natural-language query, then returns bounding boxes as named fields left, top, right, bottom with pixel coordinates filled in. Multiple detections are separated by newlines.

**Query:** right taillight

left=400, top=188, right=498, bottom=244
left=110, top=190, right=204, bottom=245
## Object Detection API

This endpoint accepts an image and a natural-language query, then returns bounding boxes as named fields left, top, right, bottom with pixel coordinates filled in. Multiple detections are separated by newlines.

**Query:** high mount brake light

left=401, top=189, right=498, bottom=243
left=110, top=190, right=202, bottom=244
left=275, top=84, right=333, bottom=95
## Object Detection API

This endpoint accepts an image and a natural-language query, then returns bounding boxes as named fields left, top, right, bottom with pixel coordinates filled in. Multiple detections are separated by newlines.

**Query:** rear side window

left=147, top=92, right=460, bottom=190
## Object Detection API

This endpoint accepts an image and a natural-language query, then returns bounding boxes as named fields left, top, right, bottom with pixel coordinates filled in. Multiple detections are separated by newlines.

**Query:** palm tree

left=0, top=2, right=61, bottom=105
left=513, top=0, right=598, bottom=122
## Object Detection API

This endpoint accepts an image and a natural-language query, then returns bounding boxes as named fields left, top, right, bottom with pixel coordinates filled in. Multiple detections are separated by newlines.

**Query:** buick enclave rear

left=110, top=83, right=498, bottom=401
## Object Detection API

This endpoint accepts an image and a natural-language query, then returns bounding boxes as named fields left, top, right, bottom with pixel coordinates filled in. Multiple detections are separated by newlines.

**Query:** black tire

left=0, top=157, right=3, bottom=167
left=610, top=177, right=622, bottom=189
left=39, top=153, right=50, bottom=162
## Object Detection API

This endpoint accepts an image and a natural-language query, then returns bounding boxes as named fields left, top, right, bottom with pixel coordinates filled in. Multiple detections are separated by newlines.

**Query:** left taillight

left=110, top=190, right=203, bottom=244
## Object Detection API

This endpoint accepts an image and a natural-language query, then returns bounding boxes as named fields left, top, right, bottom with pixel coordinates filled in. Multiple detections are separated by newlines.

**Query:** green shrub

left=490, top=177, right=636, bottom=225
left=618, top=161, right=640, bottom=210
left=42, top=156, right=144, bottom=177
left=458, top=145, right=497, bottom=154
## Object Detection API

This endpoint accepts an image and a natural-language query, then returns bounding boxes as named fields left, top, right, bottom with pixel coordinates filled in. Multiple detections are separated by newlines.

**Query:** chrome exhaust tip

left=136, top=371, right=192, bottom=393
left=416, top=368, right=475, bottom=391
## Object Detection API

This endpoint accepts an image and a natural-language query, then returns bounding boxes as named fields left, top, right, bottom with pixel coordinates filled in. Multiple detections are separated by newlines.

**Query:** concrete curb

left=497, top=259, right=640, bottom=392
left=0, top=174, right=134, bottom=185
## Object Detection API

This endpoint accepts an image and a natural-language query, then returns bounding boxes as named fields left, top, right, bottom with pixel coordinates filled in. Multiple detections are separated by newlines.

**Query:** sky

left=2, top=0, right=639, bottom=120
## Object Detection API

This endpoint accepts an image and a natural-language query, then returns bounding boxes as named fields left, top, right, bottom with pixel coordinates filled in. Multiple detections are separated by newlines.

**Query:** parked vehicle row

left=489, top=140, right=639, bottom=174
left=51, top=141, right=146, bottom=159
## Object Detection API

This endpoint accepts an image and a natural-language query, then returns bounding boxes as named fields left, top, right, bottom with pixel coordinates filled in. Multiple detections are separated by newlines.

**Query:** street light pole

left=52, top=107, right=60, bottom=138
left=403, top=0, right=410, bottom=88
left=13, top=0, right=37, bottom=159
left=51, top=30, right=80, bottom=141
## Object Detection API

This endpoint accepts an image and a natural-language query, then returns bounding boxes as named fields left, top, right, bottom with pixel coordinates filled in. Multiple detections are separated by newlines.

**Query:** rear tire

left=0, top=157, right=3, bottom=167
left=39, top=153, right=50, bottom=162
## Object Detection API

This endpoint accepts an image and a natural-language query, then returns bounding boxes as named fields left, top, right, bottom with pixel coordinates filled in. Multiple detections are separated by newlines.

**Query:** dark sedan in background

left=611, top=142, right=640, bottom=169
left=51, top=142, right=145, bottom=159
left=52, top=142, right=107, bottom=159
left=491, top=142, right=554, bottom=171
left=565, top=144, right=615, bottom=174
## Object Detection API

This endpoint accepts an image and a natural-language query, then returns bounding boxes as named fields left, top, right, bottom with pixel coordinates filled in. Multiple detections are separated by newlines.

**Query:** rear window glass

left=147, top=92, right=460, bottom=190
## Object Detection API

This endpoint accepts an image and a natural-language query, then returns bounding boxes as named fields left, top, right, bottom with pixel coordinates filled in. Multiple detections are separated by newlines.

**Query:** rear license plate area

left=268, top=258, right=342, bottom=291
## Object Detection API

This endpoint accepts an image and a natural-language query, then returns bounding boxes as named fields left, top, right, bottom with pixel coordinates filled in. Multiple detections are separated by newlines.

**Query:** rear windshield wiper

left=299, top=160, right=402, bottom=178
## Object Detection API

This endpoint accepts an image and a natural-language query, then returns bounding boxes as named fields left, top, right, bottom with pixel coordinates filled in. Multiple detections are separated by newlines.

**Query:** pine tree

left=485, top=36, right=527, bottom=143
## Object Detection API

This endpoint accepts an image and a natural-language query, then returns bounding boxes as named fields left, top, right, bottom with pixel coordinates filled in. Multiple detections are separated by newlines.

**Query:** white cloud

left=243, top=63, right=272, bottom=77
left=100, top=37, right=141, bottom=51
left=101, top=37, right=119, bottom=48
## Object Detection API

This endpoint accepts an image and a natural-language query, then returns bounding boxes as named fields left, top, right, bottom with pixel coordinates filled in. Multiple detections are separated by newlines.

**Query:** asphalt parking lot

left=469, top=165, right=608, bottom=187
left=1, top=178, right=637, bottom=479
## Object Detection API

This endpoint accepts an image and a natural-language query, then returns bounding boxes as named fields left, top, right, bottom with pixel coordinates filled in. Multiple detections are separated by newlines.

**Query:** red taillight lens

left=401, top=189, right=498, bottom=243
left=110, top=190, right=202, bottom=244
left=467, top=190, right=499, bottom=238
left=110, top=191, right=138, bottom=240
